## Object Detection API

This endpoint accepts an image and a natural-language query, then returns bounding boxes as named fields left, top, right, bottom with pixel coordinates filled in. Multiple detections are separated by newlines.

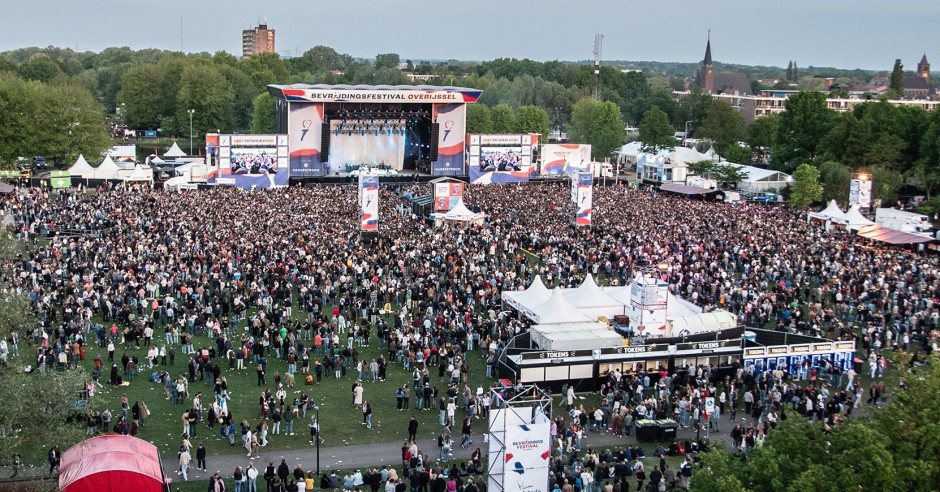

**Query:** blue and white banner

left=359, top=175, right=379, bottom=232
left=576, top=172, right=593, bottom=227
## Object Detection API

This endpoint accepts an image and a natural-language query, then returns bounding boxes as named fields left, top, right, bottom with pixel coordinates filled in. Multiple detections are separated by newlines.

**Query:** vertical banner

left=359, top=175, right=379, bottom=232
left=576, top=172, right=593, bottom=227
left=541, top=144, right=592, bottom=176
left=432, top=103, right=466, bottom=176
left=849, top=178, right=873, bottom=209
left=50, top=170, right=71, bottom=189
left=288, top=103, right=325, bottom=177
left=503, top=423, right=551, bottom=492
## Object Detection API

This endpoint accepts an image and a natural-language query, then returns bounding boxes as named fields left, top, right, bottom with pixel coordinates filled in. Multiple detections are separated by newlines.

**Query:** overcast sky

left=2, top=0, right=937, bottom=72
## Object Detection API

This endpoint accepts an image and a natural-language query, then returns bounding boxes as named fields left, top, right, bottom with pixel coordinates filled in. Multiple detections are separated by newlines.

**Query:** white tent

left=94, top=156, right=121, bottom=179
left=444, top=200, right=484, bottom=221
left=808, top=200, right=849, bottom=226
left=529, top=322, right=623, bottom=351
left=665, top=147, right=710, bottom=167
left=530, top=288, right=593, bottom=324
left=164, top=142, right=186, bottom=158
left=563, top=274, right=623, bottom=318
left=124, top=164, right=153, bottom=182
left=68, top=155, right=95, bottom=178
left=602, top=286, right=702, bottom=318
left=844, top=205, right=875, bottom=230
left=502, top=276, right=551, bottom=317
left=667, top=311, right=737, bottom=337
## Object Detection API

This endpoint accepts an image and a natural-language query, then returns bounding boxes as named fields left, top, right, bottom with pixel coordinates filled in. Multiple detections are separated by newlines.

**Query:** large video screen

left=479, top=147, right=524, bottom=172
left=230, top=148, right=278, bottom=175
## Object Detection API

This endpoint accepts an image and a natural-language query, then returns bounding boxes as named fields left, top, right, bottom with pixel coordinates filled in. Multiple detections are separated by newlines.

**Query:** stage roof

left=268, top=84, right=482, bottom=104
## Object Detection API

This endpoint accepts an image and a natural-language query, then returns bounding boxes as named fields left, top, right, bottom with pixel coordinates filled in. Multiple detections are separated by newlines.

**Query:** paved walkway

left=159, top=421, right=735, bottom=482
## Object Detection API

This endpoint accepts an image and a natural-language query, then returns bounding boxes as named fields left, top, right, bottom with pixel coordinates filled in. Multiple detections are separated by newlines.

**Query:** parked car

left=31, top=156, right=47, bottom=169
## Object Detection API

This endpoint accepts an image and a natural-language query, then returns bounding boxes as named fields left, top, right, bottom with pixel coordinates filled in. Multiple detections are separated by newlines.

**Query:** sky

left=1, top=0, right=938, bottom=72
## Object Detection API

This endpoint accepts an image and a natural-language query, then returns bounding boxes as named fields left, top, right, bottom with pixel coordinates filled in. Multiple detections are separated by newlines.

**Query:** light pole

left=187, top=109, right=195, bottom=156
left=314, top=405, right=320, bottom=475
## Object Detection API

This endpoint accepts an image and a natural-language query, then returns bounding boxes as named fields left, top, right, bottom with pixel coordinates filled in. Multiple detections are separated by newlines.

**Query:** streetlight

left=313, top=405, right=320, bottom=475
left=187, top=109, right=195, bottom=156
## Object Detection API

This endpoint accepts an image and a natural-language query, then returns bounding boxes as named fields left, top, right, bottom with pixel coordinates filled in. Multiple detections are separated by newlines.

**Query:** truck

left=875, top=208, right=934, bottom=236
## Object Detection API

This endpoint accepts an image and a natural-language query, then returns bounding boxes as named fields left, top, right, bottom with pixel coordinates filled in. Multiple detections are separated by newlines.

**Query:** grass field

left=57, top=304, right=494, bottom=463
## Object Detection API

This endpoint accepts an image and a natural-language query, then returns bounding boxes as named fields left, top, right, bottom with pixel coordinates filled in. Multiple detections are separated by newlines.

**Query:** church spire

left=703, top=30, right=712, bottom=66
left=921, top=53, right=929, bottom=65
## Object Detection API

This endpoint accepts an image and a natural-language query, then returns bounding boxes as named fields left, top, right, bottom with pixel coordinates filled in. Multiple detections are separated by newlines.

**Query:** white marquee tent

left=529, top=288, right=593, bottom=325
left=67, top=155, right=95, bottom=179
left=563, top=274, right=624, bottom=318
left=529, top=322, right=623, bottom=351
left=502, top=276, right=551, bottom=318
left=844, top=204, right=875, bottom=230
left=95, top=156, right=121, bottom=180
left=164, top=142, right=186, bottom=159
left=434, top=199, right=486, bottom=227
left=808, top=200, right=850, bottom=228
left=124, top=164, right=154, bottom=183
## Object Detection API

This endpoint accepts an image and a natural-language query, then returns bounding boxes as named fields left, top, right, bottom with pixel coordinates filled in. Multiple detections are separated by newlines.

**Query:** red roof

left=856, top=224, right=935, bottom=245
left=59, top=434, right=166, bottom=492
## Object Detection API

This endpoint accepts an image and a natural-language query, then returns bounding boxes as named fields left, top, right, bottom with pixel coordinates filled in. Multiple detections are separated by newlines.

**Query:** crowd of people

left=3, top=180, right=936, bottom=491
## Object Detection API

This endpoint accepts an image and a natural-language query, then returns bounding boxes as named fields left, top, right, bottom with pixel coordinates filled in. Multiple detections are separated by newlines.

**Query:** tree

left=871, top=165, right=903, bottom=204
left=374, top=53, right=401, bottom=70
left=890, top=59, right=905, bottom=96
left=490, top=104, right=517, bottom=133
left=117, top=64, right=167, bottom=129
left=712, top=163, right=750, bottom=184
left=465, top=104, right=492, bottom=134
left=786, top=61, right=793, bottom=81
left=175, top=63, right=235, bottom=137
left=514, top=105, right=551, bottom=138
left=673, top=88, right=713, bottom=137
left=0, top=74, right=110, bottom=163
left=789, top=162, right=823, bottom=208
left=747, top=113, right=780, bottom=152
left=873, top=353, right=940, bottom=490
left=817, top=160, right=853, bottom=204
left=17, top=57, right=61, bottom=83
left=772, top=91, right=836, bottom=172
left=250, top=92, right=276, bottom=134
left=638, top=106, right=674, bottom=153
left=687, top=160, right=717, bottom=177
left=700, top=101, right=747, bottom=159
left=0, top=230, right=90, bottom=463
left=568, top=98, right=626, bottom=160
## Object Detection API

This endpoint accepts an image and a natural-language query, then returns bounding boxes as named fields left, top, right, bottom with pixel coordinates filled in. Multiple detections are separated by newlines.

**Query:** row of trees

left=0, top=73, right=110, bottom=163
left=692, top=354, right=940, bottom=492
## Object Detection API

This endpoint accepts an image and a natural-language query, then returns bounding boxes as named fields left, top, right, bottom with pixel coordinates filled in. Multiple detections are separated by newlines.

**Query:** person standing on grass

left=363, top=401, right=373, bottom=429
left=309, top=415, right=320, bottom=444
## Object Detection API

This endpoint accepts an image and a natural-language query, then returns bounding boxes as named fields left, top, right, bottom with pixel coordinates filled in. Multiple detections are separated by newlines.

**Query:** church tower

left=701, top=32, right=714, bottom=93
left=918, top=54, right=930, bottom=82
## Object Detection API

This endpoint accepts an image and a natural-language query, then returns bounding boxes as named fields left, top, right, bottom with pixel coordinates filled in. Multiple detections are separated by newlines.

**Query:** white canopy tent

left=124, top=164, right=154, bottom=183
left=502, top=276, right=551, bottom=318
left=808, top=200, right=850, bottom=229
left=94, top=156, right=121, bottom=179
left=529, top=322, right=624, bottom=351
left=529, top=288, right=593, bottom=325
left=667, top=311, right=737, bottom=337
left=844, top=205, right=875, bottom=230
left=563, top=274, right=624, bottom=318
left=602, top=286, right=703, bottom=318
left=434, top=199, right=486, bottom=227
left=67, top=155, right=95, bottom=178
left=164, top=142, right=187, bottom=159
left=726, top=164, right=792, bottom=192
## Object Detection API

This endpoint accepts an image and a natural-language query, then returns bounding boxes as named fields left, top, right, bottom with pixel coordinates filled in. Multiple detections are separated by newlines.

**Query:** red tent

left=59, top=434, right=167, bottom=492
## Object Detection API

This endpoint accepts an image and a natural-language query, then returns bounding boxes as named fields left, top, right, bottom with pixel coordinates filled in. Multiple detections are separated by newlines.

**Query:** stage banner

left=541, top=144, right=591, bottom=176
left=359, top=175, right=379, bottom=232
left=849, top=178, right=872, bottom=209
left=503, top=423, right=551, bottom=492
left=576, top=172, right=593, bottom=227
left=432, top=104, right=466, bottom=176
left=288, top=103, right=326, bottom=178
left=434, top=181, right=465, bottom=212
